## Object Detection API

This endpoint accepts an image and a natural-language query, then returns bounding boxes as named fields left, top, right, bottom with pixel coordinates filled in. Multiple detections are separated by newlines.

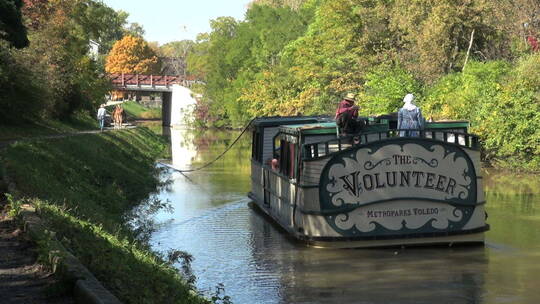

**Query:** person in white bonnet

left=398, top=93, right=424, bottom=137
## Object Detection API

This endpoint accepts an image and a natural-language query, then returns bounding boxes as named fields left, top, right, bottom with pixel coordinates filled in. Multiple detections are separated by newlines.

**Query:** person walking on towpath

left=97, top=104, right=107, bottom=132
left=398, top=93, right=425, bottom=137
left=113, top=105, right=124, bottom=129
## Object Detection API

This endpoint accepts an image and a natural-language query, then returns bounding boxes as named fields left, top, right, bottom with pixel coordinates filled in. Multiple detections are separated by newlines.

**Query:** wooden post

left=150, top=75, right=153, bottom=87
left=136, top=74, right=139, bottom=87
left=121, top=73, right=124, bottom=87
left=325, top=142, right=329, bottom=156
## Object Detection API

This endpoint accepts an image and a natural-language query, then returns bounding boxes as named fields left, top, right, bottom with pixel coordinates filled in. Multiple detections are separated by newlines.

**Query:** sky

left=102, top=0, right=252, bottom=45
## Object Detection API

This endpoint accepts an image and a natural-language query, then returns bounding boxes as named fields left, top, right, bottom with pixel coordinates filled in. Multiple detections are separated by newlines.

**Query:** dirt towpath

left=0, top=204, right=74, bottom=303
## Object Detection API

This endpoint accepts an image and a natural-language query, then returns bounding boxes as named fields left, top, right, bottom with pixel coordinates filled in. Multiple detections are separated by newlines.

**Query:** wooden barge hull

left=250, top=191, right=487, bottom=248
left=305, top=232, right=486, bottom=249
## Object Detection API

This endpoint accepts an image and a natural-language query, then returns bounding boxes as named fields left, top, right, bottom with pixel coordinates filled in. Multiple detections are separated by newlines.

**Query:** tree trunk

left=463, top=29, right=476, bottom=72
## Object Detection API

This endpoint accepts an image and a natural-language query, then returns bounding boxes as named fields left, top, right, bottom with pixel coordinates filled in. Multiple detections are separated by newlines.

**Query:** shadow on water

left=137, top=124, right=540, bottom=304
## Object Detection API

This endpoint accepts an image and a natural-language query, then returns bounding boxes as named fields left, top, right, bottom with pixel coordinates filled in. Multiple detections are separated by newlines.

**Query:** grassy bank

left=123, top=101, right=162, bottom=120
left=0, top=112, right=99, bottom=141
left=1, top=127, right=205, bottom=304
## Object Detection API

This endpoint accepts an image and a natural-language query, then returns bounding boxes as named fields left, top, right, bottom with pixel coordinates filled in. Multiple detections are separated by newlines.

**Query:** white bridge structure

left=109, top=73, right=198, bottom=126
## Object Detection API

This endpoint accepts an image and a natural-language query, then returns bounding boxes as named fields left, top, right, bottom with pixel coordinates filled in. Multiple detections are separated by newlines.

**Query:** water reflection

left=161, top=127, right=199, bottom=170
left=146, top=126, right=539, bottom=304
left=247, top=208, right=488, bottom=304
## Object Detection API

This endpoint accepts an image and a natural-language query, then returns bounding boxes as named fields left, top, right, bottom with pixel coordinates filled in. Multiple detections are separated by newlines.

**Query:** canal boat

left=248, top=116, right=489, bottom=248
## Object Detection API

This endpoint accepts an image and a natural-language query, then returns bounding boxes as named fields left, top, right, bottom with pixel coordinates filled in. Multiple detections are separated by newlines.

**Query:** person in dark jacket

left=335, top=93, right=364, bottom=136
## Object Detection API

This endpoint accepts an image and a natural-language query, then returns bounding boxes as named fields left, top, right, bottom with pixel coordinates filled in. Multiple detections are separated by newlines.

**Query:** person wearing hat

left=335, top=93, right=363, bottom=136
left=97, top=104, right=107, bottom=132
left=398, top=93, right=425, bottom=137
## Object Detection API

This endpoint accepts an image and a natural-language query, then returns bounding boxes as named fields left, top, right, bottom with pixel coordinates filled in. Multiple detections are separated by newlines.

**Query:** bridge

left=108, top=73, right=198, bottom=91
left=108, top=73, right=199, bottom=126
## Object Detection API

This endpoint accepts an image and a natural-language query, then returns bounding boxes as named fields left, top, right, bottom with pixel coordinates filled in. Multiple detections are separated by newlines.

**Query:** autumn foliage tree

left=22, top=0, right=50, bottom=30
left=0, top=0, right=133, bottom=123
left=105, top=35, right=160, bottom=74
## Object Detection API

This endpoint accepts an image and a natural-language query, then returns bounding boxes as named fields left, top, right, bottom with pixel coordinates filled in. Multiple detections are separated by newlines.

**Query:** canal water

left=146, top=126, right=539, bottom=304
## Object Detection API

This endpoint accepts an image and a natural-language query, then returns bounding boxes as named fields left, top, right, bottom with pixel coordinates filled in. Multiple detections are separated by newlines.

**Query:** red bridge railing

left=108, top=73, right=197, bottom=88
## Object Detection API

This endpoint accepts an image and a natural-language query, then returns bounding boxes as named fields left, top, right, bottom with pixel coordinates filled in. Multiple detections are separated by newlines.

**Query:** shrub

left=422, top=60, right=511, bottom=125
left=359, top=64, right=423, bottom=115
left=422, top=59, right=539, bottom=171
left=481, top=55, right=540, bottom=170
left=0, top=41, right=46, bottom=123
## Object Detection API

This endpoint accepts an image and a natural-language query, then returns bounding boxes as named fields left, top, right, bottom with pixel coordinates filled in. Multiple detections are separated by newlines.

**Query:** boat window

left=279, top=140, right=296, bottom=179
left=288, top=142, right=296, bottom=179
left=273, top=135, right=281, bottom=158
left=279, top=140, right=287, bottom=174
left=252, top=130, right=262, bottom=163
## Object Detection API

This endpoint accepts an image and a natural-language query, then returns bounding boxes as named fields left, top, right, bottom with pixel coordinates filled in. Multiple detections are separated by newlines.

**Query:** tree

left=105, top=35, right=160, bottom=74
left=389, top=0, right=504, bottom=82
left=190, top=17, right=240, bottom=125
left=249, top=0, right=392, bottom=114
left=359, top=64, right=422, bottom=115
left=0, top=41, right=44, bottom=123
left=250, top=0, right=306, bottom=10
left=23, top=0, right=109, bottom=117
left=0, top=0, right=29, bottom=48
left=186, top=3, right=316, bottom=126
left=187, top=33, right=210, bottom=80
left=1, top=0, right=114, bottom=121
left=125, top=22, right=145, bottom=37
left=72, top=4, right=130, bottom=55
left=22, top=0, right=50, bottom=30
left=159, top=40, right=195, bottom=76
left=23, top=1, right=136, bottom=56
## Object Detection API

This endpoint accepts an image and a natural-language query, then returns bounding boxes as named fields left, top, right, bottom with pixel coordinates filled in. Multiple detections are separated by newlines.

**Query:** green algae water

left=146, top=126, right=540, bottom=304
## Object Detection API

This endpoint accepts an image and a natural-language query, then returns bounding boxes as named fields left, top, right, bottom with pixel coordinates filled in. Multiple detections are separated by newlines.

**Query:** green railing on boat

left=303, top=129, right=480, bottom=161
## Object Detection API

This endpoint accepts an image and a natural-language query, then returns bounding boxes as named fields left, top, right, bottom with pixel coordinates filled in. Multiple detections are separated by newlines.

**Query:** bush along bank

left=122, top=101, right=162, bottom=120
left=421, top=58, right=540, bottom=173
left=1, top=127, right=207, bottom=304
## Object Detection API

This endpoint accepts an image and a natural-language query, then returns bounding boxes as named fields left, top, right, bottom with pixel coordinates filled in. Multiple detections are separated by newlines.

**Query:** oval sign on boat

left=318, top=138, right=478, bottom=237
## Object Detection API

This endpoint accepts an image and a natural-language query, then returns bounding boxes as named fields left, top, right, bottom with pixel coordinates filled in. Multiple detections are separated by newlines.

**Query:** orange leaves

left=22, top=0, right=50, bottom=29
left=105, top=35, right=160, bottom=75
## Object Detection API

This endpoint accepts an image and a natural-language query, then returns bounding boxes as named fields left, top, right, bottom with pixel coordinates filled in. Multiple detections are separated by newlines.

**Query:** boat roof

left=251, top=116, right=328, bottom=128
left=253, top=116, right=470, bottom=136
left=279, top=122, right=337, bottom=135
left=427, top=121, right=470, bottom=128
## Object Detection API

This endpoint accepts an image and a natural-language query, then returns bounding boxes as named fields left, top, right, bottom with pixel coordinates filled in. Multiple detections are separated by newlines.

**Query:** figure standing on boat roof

left=335, top=93, right=365, bottom=136
left=398, top=93, right=425, bottom=137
